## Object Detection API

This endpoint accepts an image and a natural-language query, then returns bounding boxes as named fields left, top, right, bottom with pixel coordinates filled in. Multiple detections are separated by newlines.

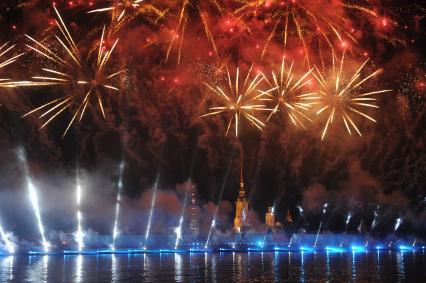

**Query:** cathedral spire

left=234, top=147, right=249, bottom=233
left=240, top=149, right=244, bottom=190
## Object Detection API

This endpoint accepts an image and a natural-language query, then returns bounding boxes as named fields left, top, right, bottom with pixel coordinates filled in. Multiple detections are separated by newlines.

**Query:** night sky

left=0, top=0, right=424, bottom=238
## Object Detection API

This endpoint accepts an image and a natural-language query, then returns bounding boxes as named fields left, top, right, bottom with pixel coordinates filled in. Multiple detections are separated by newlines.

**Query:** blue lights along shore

left=3, top=244, right=424, bottom=256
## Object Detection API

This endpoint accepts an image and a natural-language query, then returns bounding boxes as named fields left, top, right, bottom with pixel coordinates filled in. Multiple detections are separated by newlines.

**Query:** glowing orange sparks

left=0, top=42, right=25, bottom=88
left=261, top=56, right=316, bottom=128
left=87, top=0, right=165, bottom=27
left=166, top=0, right=223, bottom=65
left=201, top=65, right=271, bottom=137
left=235, top=0, right=377, bottom=63
left=312, top=52, right=391, bottom=140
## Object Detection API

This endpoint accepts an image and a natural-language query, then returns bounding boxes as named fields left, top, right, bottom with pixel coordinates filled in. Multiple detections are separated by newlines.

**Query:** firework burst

left=235, top=0, right=378, bottom=63
left=312, top=52, right=391, bottom=140
left=22, top=6, right=126, bottom=138
left=261, top=56, right=316, bottom=128
left=201, top=65, right=270, bottom=137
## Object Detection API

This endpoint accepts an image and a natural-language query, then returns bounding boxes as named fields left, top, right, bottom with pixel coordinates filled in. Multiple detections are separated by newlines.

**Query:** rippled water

left=0, top=251, right=425, bottom=282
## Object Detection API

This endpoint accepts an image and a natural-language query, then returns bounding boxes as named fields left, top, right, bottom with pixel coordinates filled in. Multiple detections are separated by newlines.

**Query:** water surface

left=0, top=251, right=425, bottom=282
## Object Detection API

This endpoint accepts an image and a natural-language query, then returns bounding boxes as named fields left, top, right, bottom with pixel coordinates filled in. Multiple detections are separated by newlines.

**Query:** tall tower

left=234, top=155, right=249, bottom=233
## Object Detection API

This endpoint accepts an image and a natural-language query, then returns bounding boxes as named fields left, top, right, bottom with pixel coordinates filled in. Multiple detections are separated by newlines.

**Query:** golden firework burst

left=22, top=6, right=126, bottom=138
left=201, top=65, right=271, bottom=137
left=312, top=52, right=391, bottom=140
left=261, top=56, right=316, bottom=128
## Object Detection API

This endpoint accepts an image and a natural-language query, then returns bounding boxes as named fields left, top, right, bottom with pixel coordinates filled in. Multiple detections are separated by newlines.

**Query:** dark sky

left=0, top=0, right=425, bottom=237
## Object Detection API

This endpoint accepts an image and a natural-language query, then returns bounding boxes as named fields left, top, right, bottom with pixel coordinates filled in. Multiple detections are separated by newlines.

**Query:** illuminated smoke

left=0, top=222, right=14, bottom=254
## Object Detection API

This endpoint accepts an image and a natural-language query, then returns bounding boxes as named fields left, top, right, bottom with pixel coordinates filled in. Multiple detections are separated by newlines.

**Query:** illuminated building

left=234, top=160, right=249, bottom=233
left=265, top=206, right=275, bottom=228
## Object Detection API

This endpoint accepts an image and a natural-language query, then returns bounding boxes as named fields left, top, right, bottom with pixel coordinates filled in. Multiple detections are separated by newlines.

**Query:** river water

left=0, top=250, right=425, bottom=282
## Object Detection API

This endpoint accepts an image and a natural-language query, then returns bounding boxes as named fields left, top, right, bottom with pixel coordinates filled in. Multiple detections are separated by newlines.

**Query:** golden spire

left=234, top=145, right=249, bottom=232
left=238, top=147, right=246, bottom=200
left=240, top=150, right=244, bottom=189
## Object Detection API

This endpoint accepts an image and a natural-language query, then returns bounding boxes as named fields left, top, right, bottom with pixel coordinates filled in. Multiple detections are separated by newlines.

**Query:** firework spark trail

left=88, top=0, right=152, bottom=22
left=0, top=42, right=25, bottom=88
left=111, top=161, right=125, bottom=250
left=312, top=52, right=392, bottom=140
left=261, top=56, right=316, bottom=128
left=144, top=174, right=159, bottom=249
left=201, top=65, right=271, bottom=137
left=75, top=169, right=84, bottom=251
left=235, top=0, right=378, bottom=62
left=166, top=0, right=223, bottom=64
left=0, top=222, right=14, bottom=254
left=87, top=0, right=165, bottom=35
left=21, top=6, right=125, bottom=138
left=17, top=148, right=49, bottom=252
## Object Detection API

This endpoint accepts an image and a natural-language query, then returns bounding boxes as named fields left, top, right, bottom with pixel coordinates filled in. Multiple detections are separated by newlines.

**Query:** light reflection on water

left=1, top=256, right=13, bottom=281
left=0, top=251, right=425, bottom=282
left=300, top=251, right=305, bottom=283
left=211, top=251, right=217, bottom=282
left=326, top=251, right=330, bottom=279
left=75, top=255, right=82, bottom=283
left=111, top=254, right=118, bottom=282
left=396, top=250, right=405, bottom=282
left=273, top=250, right=279, bottom=282
left=174, top=254, right=182, bottom=282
